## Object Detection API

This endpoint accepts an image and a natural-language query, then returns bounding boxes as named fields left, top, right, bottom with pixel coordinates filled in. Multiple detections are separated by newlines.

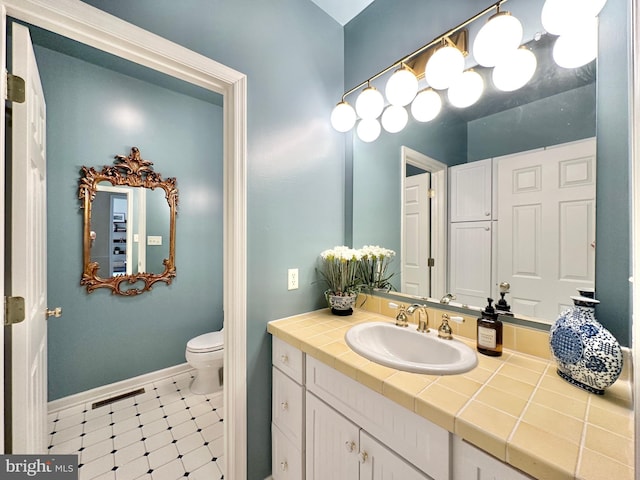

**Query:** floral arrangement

left=318, top=245, right=363, bottom=296
left=357, top=245, right=396, bottom=291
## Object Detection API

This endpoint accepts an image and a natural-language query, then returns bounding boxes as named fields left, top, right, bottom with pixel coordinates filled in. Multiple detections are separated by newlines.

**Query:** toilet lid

left=187, top=331, right=224, bottom=353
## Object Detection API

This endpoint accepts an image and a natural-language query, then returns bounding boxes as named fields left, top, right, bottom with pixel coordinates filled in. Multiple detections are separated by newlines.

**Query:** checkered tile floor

left=47, top=371, right=224, bottom=480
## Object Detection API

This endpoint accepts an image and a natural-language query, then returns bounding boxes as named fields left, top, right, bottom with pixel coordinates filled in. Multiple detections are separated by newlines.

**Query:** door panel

left=497, top=138, right=596, bottom=319
left=10, top=22, right=48, bottom=453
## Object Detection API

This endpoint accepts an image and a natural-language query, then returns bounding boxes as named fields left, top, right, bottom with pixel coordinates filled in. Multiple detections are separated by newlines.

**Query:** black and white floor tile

left=47, top=371, right=224, bottom=480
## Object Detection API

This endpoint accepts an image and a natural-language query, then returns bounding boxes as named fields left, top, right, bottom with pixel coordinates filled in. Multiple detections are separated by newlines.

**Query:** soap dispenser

left=477, top=298, right=502, bottom=356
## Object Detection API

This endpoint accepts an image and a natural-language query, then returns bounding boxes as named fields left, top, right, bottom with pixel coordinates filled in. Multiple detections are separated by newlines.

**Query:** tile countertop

left=267, top=308, right=634, bottom=480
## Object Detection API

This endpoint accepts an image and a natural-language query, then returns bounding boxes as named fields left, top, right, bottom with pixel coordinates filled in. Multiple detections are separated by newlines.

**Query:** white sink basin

left=345, top=322, right=478, bottom=375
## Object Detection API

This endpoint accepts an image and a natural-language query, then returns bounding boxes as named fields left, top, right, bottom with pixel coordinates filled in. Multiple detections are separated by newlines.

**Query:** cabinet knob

left=485, top=212, right=491, bottom=216
left=345, top=440, right=356, bottom=453
left=484, top=226, right=490, bottom=231
left=280, top=354, right=289, bottom=364
left=359, top=451, right=369, bottom=464
left=280, top=461, right=288, bottom=471
left=280, top=401, right=288, bottom=411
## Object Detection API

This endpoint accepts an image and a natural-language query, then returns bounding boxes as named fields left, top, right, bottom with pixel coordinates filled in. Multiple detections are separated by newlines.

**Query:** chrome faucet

left=406, top=304, right=430, bottom=333
left=440, top=293, right=456, bottom=305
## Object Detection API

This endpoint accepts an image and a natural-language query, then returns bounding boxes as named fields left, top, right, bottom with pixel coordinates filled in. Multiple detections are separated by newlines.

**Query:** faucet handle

left=394, top=305, right=409, bottom=327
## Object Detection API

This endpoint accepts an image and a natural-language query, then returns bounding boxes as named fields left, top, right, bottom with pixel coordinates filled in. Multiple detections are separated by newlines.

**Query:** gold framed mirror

left=79, top=147, right=178, bottom=295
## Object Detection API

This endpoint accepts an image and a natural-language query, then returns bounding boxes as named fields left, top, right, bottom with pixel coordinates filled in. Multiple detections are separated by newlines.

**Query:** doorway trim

left=400, top=146, right=447, bottom=300
left=0, top=1, right=247, bottom=478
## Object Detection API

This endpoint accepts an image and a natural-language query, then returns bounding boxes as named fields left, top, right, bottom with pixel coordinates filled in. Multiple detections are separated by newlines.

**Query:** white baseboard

left=48, top=363, right=194, bottom=413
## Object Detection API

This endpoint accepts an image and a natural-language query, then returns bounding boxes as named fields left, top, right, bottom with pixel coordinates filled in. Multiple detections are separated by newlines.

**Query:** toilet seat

left=186, top=331, right=224, bottom=353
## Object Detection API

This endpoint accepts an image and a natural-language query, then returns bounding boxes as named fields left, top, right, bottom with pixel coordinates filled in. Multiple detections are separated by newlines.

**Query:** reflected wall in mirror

left=79, top=147, right=178, bottom=295
left=352, top=16, right=597, bottom=325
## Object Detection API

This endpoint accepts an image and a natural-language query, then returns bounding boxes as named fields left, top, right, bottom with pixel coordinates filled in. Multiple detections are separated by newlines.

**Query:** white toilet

left=185, top=329, right=224, bottom=394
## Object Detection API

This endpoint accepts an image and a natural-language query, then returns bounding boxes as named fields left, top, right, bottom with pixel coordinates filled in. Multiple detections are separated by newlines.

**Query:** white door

left=10, top=22, right=48, bottom=453
left=403, top=173, right=430, bottom=296
left=497, top=138, right=596, bottom=319
left=449, top=159, right=493, bottom=222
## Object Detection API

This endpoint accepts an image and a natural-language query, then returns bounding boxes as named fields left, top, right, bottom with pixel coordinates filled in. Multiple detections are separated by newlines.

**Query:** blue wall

left=37, top=45, right=225, bottom=399
left=70, top=1, right=344, bottom=478
left=346, top=0, right=631, bottom=346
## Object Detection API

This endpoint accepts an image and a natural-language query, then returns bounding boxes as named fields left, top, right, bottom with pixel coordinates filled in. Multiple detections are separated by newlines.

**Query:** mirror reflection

left=80, top=147, right=178, bottom=296
left=352, top=33, right=596, bottom=324
left=90, top=185, right=170, bottom=278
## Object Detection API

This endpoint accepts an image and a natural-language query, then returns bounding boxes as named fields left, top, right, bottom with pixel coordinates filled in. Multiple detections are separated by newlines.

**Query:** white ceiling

left=310, top=0, right=375, bottom=25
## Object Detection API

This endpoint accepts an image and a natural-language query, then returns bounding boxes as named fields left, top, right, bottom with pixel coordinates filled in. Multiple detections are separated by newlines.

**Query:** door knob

left=46, top=307, right=62, bottom=318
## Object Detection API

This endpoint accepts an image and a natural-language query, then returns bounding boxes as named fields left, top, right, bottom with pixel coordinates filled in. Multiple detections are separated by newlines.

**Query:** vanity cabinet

left=271, top=336, right=531, bottom=480
left=306, top=392, right=430, bottom=480
left=452, top=436, right=532, bottom=479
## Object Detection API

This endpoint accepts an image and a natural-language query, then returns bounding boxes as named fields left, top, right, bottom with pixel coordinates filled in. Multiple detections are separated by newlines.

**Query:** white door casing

left=10, top=22, right=48, bottom=453
left=1, top=1, right=247, bottom=476
left=403, top=173, right=430, bottom=296
left=497, top=138, right=596, bottom=320
left=0, top=4, right=7, bottom=454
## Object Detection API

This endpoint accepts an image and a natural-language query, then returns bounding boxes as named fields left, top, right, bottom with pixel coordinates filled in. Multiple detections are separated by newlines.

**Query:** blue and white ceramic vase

left=549, top=293, right=623, bottom=395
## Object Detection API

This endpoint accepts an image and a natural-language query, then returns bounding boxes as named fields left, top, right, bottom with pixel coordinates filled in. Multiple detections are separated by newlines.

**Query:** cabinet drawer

left=272, top=367, right=304, bottom=447
left=272, top=423, right=303, bottom=480
left=273, top=336, right=304, bottom=383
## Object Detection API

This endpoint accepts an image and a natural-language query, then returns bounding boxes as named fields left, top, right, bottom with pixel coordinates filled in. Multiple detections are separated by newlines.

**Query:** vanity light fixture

left=472, top=9, right=523, bottom=67
left=385, top=64, right=419, bottom=106
left=355, top=83, right=385, bottom=120
left=329, top=0, right=553, bottom=139
left=541, top=0, right=607, bottom=69
left=448, top=69, right=484, bottom=108
left=492, top=46, right=537, bottom=91
left=411, top=88, right=442, bottom=122
left=424, top=39, right=466, bottom=90
left=357, top=118, right=382, bottom=142
left=381, top=104, right=409, bottom=133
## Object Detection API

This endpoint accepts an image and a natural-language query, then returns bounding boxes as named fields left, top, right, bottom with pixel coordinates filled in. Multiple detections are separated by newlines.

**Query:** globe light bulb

left=473, top=12, right=523, bottom=67
left=542, top=0, right=607, bottom=35
left=553, top=17, right=598, bottom=69
left=330, top=101, right=356, bottom=132
left=357, top=118, right=381, bottom=142
left=381, top=105, right=408, bottom=133
left=385, top=66, right=419, bottom=106
left=492, top=48, right=537, bottom=92
left=411, top=89, right=442, bottom=122
left=425, top=45, right=465, bottom=90
left=355, top=86, right=384, bottom=120
left=448, top=70, right=484, bottom=108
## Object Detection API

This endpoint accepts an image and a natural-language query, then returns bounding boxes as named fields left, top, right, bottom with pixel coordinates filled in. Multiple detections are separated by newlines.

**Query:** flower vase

left=549, top=293, right=623, bottom=395
left=326, top=292, right=357, bottom=316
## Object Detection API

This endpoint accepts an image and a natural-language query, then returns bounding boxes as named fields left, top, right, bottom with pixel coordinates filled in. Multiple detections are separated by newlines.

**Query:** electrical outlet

left=287, top=268, right=299, bottom=290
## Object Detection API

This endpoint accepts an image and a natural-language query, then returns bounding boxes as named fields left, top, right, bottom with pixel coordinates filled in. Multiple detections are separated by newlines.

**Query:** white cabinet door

left=449, top=221, right=493, bottom=306
left=360, top=431, right=432, bottom=480
left=453, top=437, right=532, bottom=480
left=449, top=159, right=492, bottom=222
left=306, top=392, right=360, bottom=480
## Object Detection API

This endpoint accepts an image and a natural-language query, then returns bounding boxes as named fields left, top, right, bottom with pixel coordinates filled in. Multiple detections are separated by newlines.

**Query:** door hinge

left=427, top=257, right=435, bottom=267
left=5, top=296, right=26, bottom=325
left=427, top=188, right=436, bottom=198
left=6, top=72, right=26, bottom=103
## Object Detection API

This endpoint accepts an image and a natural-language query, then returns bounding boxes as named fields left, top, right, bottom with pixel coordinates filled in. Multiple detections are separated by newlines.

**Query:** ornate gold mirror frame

left=79, top=147, right=178, bottom=295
